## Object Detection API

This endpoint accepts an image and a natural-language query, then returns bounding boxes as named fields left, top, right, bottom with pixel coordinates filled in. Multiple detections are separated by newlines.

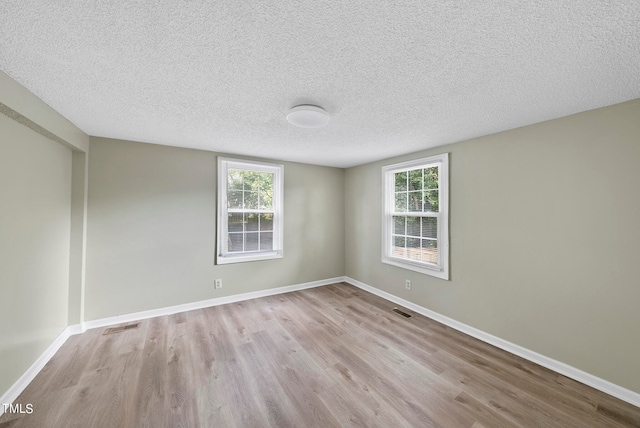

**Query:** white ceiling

left=1, top=1, right=639, bottom=168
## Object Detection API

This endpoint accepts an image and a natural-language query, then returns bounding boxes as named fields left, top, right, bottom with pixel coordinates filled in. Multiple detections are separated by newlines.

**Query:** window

left=217, top=157, right=284, bottom=264
left=382, top=153, right=449, bottom=279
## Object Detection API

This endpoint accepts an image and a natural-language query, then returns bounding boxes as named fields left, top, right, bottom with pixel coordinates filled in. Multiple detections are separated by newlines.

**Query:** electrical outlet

left=214, top=279, right=223, bottom=289
left=405, top=279, right=411, bottom=290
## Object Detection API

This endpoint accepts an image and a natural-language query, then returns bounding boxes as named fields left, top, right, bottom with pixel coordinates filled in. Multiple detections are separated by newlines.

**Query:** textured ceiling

left=1, top=1, right=639, bottom=168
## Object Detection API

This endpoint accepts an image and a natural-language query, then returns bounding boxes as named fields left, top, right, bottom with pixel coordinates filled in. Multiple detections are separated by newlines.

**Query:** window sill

left=217, top=251, right=283, bottom=265
left=382, top=257, right=449, bottom=280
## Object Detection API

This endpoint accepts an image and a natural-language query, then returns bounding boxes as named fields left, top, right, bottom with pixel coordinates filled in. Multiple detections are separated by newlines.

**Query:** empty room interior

left=1, top=1, right=639, bottom=427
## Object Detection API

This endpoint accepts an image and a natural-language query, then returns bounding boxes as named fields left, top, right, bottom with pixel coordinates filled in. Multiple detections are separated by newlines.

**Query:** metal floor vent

left=392, top=308, right=412, bottom=318
left=103, top=322, right=140, bottom=335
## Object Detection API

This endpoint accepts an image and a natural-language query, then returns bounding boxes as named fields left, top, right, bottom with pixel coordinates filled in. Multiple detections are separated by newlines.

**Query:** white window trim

left=381, top=153, right=449, bottom=280
left=217, top=157, right=284, bottom=264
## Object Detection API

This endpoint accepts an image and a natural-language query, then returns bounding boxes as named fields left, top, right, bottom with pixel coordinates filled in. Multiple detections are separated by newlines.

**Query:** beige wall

left=345, top=99, right=640, bottom=393
left=67, top=151, right=88, bottom=325
left=85, top=137, right=345, bottom=320
left=0, top=113, right=72, bottom=395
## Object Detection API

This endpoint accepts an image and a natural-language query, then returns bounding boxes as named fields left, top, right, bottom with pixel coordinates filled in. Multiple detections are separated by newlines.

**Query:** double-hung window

left=382, top=153, right=449, bottom=279
left=217, top=157, right=284, bottom=264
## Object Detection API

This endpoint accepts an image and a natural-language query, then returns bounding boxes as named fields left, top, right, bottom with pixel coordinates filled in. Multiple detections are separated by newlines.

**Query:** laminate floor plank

left=318, top=371, right=411, bottom=428
left=250, top=330, right=341, bottom=428
left=323, top=319, right=474, bottom=427
left=184, top=310, right=234, bottom=427
left=202, top=306, right=239, bottom=363
left=431, top=339, right=626, bottom=427
left=202, top=306, right=266, bottom=428
left=2, top=283, right=639, bottom=427
left=9, top=388, right=76, bottom=428
left=219, top=300, right=266, bottom=346
left=235, top=340, right=303, bottom=428
left=285, top=292, right=349, bottom=339
left=132, top=316, right=171, bottom=428
left=454, top=391, right=523, bottom=428
left=295, top=290, right=357, bottom=335
left=437, top=351, right=588, bottom=428
left=21, top=330, right=100, bottom=397
left=165, top=320, right=199, bottom=428
left=214, top=349, right=264, bottom=428
left=52, top=350, right=141, bottom=428
left=274, top=300, right=343, bottom=369
left=327, top=342, right=448, bottom=427
left=310, top=292, right=446, bottom=375
left=318, top=287, right=445, bottom=354
left=255, top=319, right=335, bottom=395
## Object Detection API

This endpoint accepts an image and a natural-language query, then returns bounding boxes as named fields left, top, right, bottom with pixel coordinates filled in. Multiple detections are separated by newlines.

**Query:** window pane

left=246, top=213, right=259, bottom=231
left=228, top=233, right=243, bottom=252
left=393, top=216, right=405, bottom=234
left=395, top=171, right=407, bottom=191
left=407, top=237, right=421, bottom=261
left=395, top=192, right=407, bottom=212
left=393, top=236, right=405, bottom=247
left=392, top=236, right=406, bottom=258
left=421, top=217, right=437, bottom=238
left=423, top=190, right=439, bottom=212
left=260, top=192, right=273, bottom=209
left=228, top=170, right=244, bottom=191
left=408, top=169, right=422, bottom=191
left=421, top=239, right=438, bottom=264
left=259, top=172, right=273, bottom=186
left=260, top=213, right=273, bottom=231
left=407, top=217, right=420, bottom=237
left=244, top=191, right=258, bottom=209
left=259, top=173, right=274, bottom=209
left=260, top=232, right=273, bottom=251
left=228, top=190, right=243, bottom=209
left=245, top=232, right=259, bottom=251
left=244, top=171, right=258, bottom=190
left=408, top=191, right=422, bottom=212
left=228, top=213, right=244, bottom=232
left=423, top=166, right=438, bottom=190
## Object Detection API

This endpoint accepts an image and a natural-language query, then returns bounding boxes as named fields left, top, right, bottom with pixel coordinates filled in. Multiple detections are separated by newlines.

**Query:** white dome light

left=286, top=105, right=330, bottom=128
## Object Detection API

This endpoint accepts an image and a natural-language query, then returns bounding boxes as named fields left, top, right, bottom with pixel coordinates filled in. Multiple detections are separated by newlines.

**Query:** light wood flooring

left=1, top=282, right=639, bottom=427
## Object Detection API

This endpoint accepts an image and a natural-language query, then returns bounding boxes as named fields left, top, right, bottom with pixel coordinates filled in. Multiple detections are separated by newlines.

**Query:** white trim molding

left=82, top=277, right=340, bottom=330
left=381, top=153, right=449, bottom=280
left=216, top=157, right=284, bottom=265
left=0, top=327, right=73, bottom=416
left=344, top=276, right=640, bottom=408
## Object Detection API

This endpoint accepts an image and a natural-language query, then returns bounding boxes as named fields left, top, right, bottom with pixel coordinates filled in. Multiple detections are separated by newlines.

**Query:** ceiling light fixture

left=286, top=105, right=330, bottom=128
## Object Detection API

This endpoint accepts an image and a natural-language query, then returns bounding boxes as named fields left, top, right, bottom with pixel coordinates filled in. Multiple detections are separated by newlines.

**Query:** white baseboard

left=81, top=276, right=343, bottom=331
left=0, top=327, right=73, bottom=416
left=66, top=323, right=85, bottom=336
left=344, top=276, right=640, bottom=408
